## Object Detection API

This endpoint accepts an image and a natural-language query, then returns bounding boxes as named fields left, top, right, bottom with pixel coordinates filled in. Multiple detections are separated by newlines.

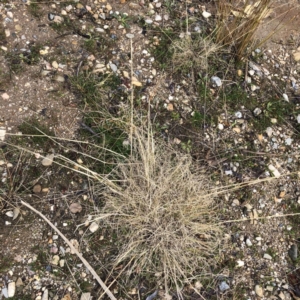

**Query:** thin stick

left=20, top=200, right=117, bottom=300
left=130, top=38, right=134, bottom=156
left=218, top=211, right=300, bottom=225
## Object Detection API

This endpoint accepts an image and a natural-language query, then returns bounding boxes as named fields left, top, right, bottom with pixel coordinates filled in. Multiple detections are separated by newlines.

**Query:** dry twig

left=20, top=200, right=117, bottom=300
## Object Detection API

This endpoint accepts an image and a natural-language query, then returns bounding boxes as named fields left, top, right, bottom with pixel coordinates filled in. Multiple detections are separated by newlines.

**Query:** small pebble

left=155, top=15, right=162, bottom=21
left=54, top=75, right=65, bottom=82
left=42, top=154, right=54, bottom=166
left=236, top=260, right=244, bottom=267
left=211, top=76, right=222, bottom=87
left=202, top=11, right=211, bottom=18
left=69, top=203, right=83, bottom=214
left=268, top=164, right=280, bottom=178
left=263, top=253, right=272, bottom=260
left=145, top=19, right=153, bottom=24
left=219, top=281, right=230, bottom=292
left=89, top=222, right=99, bottom=233
left=109, top=63, right=118, bottom=72
left=246, top=238, right=252, bottom=247
left=255, top=285, right=263, bottom=297
left=42, top=289, right=49, bottom=300
left=126, top=33, right=134, bottom=39
left=283, top=93, right=289, bottom=102
left=8, top=282, right=16, bottom=297
left=51, top=255, right=60, bottom=265
left=33, top=184, right=42, bottom=193
left=253, top=107, right=262, bottom=116
left=1, top=93, right=9, bottom=100
left=80, top=293, right=91, bottom=300
left=52, top=61, right=59, bottom=69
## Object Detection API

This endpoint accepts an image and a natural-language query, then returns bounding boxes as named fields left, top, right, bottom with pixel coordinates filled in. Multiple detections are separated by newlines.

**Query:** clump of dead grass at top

left=216, top=0, right=272, bottom=60
left=171, top=34, right=219, bottom=75
left=97, top=129, right=222, bottom=293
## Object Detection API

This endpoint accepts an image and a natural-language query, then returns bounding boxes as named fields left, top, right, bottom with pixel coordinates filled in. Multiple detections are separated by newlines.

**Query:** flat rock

left=293, top=52, right=300, bottom=61
left=33, top=184, right=42, bottom=193
left=16, top=277, right=23, bottom=287
left=42, top=289, right=48, bottom=300
left=8, top=282, right=16, bottom=297
left=52, top=61, right=59, bottom=69
left=15, top=24, right=22, bottom=31
left=51, top=255, right=60, bottom=265
left=80, top=293, right=91, bottom=300
left=54, top=75, right=65, bottom=82
left=69, top=203, right=83, bottom=214
left=211, top=76, right=222, bottom=87
left=1, top=93, right=9, bottom=100
left=89, top=222, right=99, bottom=233
left=0, top=128, right=6, bottom=141
left=219, top=281, right=230, bottom=292
left=202, top=11, right=211, bottom=18
left=268, top=164, right=280, bottom=178
left=109, top=63, right=118, bottom=72
left=263, top=253, right=272, bottom=260
left=255, top=285, right=263, bottom=297
left=42, top=154, right=54, bottom=166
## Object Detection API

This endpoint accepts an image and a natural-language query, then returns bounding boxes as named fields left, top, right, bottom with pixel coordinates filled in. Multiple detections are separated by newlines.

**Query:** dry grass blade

left=216, top=0, right=272, bottom=59
left=97, top=129, right=222, bottom=293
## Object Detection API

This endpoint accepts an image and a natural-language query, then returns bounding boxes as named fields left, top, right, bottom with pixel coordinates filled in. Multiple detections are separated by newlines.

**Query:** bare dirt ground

left=255, top=0, right=300, bottom=51
left=2, top=0, right=300, bottom=300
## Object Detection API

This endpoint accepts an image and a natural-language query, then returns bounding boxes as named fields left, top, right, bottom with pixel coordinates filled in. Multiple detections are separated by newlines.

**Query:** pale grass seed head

left=99, top=130, right=222, bottom=291
left=171, top=34, right=219, bottom=72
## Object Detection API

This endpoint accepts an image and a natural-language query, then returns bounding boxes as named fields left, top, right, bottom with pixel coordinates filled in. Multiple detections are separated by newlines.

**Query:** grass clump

left=171, top=34, right=219, bottom=75
left=98, top=129, right=222, bottom=293
left=216, top=0, right=271, bottom=60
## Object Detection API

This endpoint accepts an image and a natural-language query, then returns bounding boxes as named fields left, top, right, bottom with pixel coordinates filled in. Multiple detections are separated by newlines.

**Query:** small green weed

left=0, top=255, right=12, bottom=273
left=5, top=52, right=24, bottom=74
left=181, top=139, right=192, bottom=153
left=221, top=85, right=257, bottom=111
left=113, top=13, right=131, bottom=28
left=6, top=296, right=32, bottom=300
left=17, top=117, right=55, bottom=149
left=5, top=44, right=42, bottom=75
left=252, top=97, right=294, bottom=131
left=150, top=28, right=177, bottom=69
left=28, top=2, right=42, bottom=18
left=79, top=281, right=93, bottom=292
left=0, top=71, right=11, bottom=89
left=192, top=111, right=208, bottom=127
left=83, top=39, right=98, bottom=53
left=50, top=16, right=73, bottom=33
left=0, top=24, right=6, bottom=45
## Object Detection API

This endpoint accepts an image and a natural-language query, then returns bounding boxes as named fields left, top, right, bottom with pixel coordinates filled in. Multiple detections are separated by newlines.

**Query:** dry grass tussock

left=97, top=129, right=222, bottom=292
left=171, top=34, right=219, bottom=73
left=216, top=0, right=272, bottom=59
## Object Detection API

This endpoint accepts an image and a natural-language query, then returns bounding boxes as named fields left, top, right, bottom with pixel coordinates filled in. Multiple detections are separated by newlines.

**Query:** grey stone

left=253, top=107, right=262, bottom=116
left=126, top=33, right=134, bottom=39
left=211, top=76, right=222, bottom=87
left=109, top=63, right=118, bottom=73
left=219, top=281, right=230, bottom=292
